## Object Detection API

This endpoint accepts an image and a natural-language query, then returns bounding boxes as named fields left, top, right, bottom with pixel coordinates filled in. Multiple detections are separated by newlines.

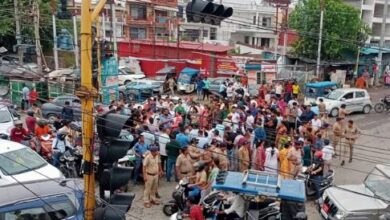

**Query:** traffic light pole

left=79, top=1, right=106, bottom=220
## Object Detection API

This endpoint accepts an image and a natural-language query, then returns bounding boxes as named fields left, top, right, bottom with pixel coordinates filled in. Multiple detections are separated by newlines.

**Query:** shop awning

left=180, top=67, right=199, bottom=76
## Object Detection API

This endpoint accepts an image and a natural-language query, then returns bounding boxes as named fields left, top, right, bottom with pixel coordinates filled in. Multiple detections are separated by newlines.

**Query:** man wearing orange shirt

left=35, top=119, right=52, bottom=139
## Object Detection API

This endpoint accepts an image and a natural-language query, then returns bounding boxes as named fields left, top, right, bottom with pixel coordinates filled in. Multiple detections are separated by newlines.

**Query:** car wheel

left=47, top=114, right=57, bottom=124
left=330, top=108, right=339, bottom=117
left=363, top=104, right=371, bottom=114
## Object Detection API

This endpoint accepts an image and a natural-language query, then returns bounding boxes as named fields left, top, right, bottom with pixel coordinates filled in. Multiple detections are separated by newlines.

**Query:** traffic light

left=95, top=111, right=135, bottom=219
left=186, top=0, right=233, bottom=25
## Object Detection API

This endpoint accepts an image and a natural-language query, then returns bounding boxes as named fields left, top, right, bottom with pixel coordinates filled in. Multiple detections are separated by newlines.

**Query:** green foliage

left=0, top=0, right=74, bottom=52
left=289, top=0, right=370, bottom=61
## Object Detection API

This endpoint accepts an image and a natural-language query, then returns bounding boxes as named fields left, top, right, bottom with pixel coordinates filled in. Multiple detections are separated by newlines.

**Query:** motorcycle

left=58, top=147, right=78, bottom=178
left=300, top=165, right=335, bottom=198
left=163, top=177, right=200, bottom=216
left=21, top=134, right=53, bottom=162
left=374, top=95, right=390, bottom=113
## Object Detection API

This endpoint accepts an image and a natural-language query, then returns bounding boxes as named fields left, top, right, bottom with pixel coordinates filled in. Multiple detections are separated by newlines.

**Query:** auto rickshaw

left=124, top=84, right=159, bottom=103
left=304, top=81, right=337, bottom=105
left=177, top=67, right=200, bottom=94
left=211, top=170, right=307, bottom=220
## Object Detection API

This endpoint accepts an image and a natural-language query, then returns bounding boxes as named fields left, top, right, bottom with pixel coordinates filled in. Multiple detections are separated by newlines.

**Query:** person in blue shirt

left=300, top=106, right=315, bottom=124
left=196, top=77, right=204, bottom=101
left=51, top=130, right=71, bottom=168
left=61, top=101, right=74, bottom=121
left=176, top=127, right=190, bottom=148
left=253, top=119, right=267, bottom=145
left=159, top=108, right=173, bottom=129
left=133, top=134, right=149, bottom=184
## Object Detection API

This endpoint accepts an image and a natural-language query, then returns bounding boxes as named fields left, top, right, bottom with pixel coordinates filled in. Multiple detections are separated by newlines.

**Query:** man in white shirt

left=311, top=114, right=322, bottom=131
left=158, top=128, right=170, bottom=173
left=246, top=110, right=255, bottom=130
left=322, top=139, right=334, bottom=176
left=231, top=107, right=241, bottom=132
left=216, top=193, right=245, bottom=219
left=141, top=129, right=156, bottom=146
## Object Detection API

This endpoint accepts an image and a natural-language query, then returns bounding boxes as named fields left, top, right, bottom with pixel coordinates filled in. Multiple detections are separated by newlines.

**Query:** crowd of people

left=99, top=78, right=360, bottom=214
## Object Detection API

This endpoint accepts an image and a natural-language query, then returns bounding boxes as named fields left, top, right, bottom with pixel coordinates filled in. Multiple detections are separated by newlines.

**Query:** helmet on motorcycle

left=193, top=160, right=206, bottom=172
left=37, top=119, right=48, bottom=127
left=14, top=120, right=23, bottom=126
left=27, top=110, right=34, bottom=117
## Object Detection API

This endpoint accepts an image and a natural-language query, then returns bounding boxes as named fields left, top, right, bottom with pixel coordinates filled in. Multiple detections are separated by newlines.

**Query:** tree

left=0, top=0, right=73, bottom=52
left=289, top=0, right=370, bottom=61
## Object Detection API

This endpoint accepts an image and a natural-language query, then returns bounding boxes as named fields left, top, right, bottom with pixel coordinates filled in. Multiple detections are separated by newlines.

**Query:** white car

left=319, top=88, right=372, bottom=117
left=0, top=105, right=18, bottom=138
left=0, top=140, right=64, bottom=186
left=118, top=66, right=145, bottom=85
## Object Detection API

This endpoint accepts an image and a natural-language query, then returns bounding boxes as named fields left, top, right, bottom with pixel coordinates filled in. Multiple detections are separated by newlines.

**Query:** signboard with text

left=101, top=57, right=119, bottom=105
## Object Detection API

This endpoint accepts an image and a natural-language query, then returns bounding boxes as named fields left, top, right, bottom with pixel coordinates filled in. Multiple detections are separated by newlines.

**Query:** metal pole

left=282, top=7, right=289, bottom=65
left=111, top=1, right=118, bottom=59
left=73, top=16, right=80, bottom=67
left=33, top=0, right=42, bottom=74
left=316, top=0, right=324, bottom=78
left=274, top=6, right=279, bottom=59
left=377, top=0, right=388, bottom=86
left=177, top=23, right=180, bottom=59
left=14, top=0, right=23, bottom=64
left=102, top=12, right=106, bottom=39
left=80, top=0, right=95, bottom=219
left=52, top=14, right=59, bottom=70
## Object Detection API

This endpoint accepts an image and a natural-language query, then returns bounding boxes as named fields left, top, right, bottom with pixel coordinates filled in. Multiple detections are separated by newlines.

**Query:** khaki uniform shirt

left=176, top=153, right=193, bottom=174
left=344, top=125, right=358, bottom=140
left=188, top=145, right=202, bottom=164
left=318, top=103, right=326, bottom=114
left=214, top=148, right=229, bottom=170
left=143, top=154, right=160, bottom=175
left=238, top=146, right=250, bottom=171
left=332, top=122, right=343, bottom=137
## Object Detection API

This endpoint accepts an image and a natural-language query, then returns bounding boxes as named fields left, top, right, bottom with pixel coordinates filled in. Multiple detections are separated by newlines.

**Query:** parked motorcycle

left=374, top=96, right=390, bottom=113
left=300, top=166, right=335, bottom=198
left=58, top=147, right=78, bottom=178
left=163, top=177, right=199, bottom=216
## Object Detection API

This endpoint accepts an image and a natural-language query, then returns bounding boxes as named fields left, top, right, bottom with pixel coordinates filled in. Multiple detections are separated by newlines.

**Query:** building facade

left=124, top=0, right=179, bottom=40
left=344, top=0, right=390, bottom=45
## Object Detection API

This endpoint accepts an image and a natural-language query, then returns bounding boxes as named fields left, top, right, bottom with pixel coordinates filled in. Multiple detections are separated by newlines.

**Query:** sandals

left=151, top=200, right=161, bottom=205
left=144, top=202, right=151, bottom=208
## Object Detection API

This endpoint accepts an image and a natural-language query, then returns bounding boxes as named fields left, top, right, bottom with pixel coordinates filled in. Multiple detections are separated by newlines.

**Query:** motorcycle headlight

left=335, top=210, right=346, bottom=219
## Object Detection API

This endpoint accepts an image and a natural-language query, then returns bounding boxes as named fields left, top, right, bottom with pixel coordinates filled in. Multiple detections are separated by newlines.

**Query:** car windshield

left=364, top=168, right=390, bottom=201
left=325, top=90, right=344, bottom=100
left=0, top=110, right=12, bottom=123
left=0, top=148, right=47, bottom=175
left=3, top=195, right=77, bottom=220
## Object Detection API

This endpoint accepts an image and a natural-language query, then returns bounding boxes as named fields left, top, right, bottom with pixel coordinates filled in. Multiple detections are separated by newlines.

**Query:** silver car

left=318, top=88, right=372, bottom=117
left=320, top=164, right=390, bottom=220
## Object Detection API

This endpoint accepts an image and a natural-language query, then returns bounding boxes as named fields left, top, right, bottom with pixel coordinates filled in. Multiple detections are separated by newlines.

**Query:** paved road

left=124, top=87, right=390, bottom=220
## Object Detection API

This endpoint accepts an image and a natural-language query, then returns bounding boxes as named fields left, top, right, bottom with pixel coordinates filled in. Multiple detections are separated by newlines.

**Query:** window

left=185, top=29, right=200, bottom=41
left=203, top=30, right=208, bottom=38
left=256, top=72, right=266, bottom=84
left=210, top=28, right=217, bottom=40
left=0, top=148, right=46, bottom=175
left=342, top=92, right=354, bottom=100
left=244, top=36, right=250, bottom=44
left=0, top=110, right=12, bottom=123
left=355, top=91, right=365, bottom=98
left=130, top=4, right=146, bottom=20
left=177, top=5, right=184, bottom=18
left=261, top=38, right=270, bottom=47
left=253, top=16, right=256, bottom=25
left=262, top=17, right=271, bottom=27
left=130, top=27, right=146, bottom=39
left=156, top=27, right=167, bottom=37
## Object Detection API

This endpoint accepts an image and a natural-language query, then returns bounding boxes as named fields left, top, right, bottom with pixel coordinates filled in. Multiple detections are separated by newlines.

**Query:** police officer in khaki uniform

left=188, top=139, right=202, bottom=164
left=332, top=117, right=343, bottom=157
left=175, top=146, right=193, bottom=180
left=143, top=145, right=162, bottom=208
left=214, top=142, right=229, bottom=171
left=341, top=120, right=359, bottom=165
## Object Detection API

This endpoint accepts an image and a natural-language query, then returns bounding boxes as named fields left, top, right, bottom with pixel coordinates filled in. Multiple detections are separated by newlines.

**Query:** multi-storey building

left=124, top=0, right=179, bottom=40
left=344, top=0, right=390, bottom=45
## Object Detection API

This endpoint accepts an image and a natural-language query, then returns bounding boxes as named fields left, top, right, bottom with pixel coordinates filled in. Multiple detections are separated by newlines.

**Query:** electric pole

left=316, top=0, right=324, bottom=78
left=14, top=0, right=23, bottom=64
left=33, top=0, right=42, bottom=74
left=111, top=1, right=118, bottom=59
left=377, top=0, right=389, bottom=86
left=78, top=0, right=107, bottom=219
left=52, top=13, right=59, bottom=70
